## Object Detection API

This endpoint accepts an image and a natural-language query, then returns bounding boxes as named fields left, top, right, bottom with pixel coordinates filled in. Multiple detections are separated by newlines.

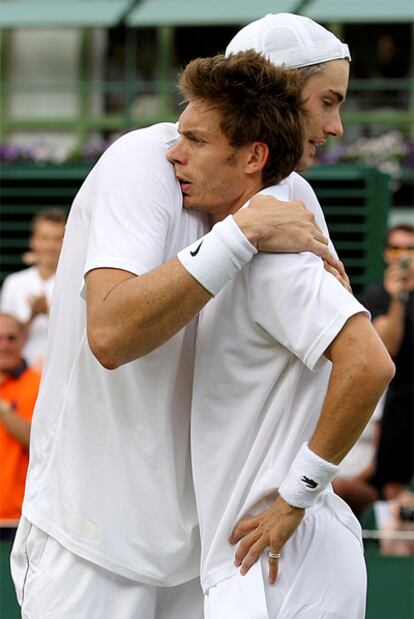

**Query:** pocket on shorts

left=205, top=560, right=269, bottom=619
left=11, top=518, right=52, bottom=606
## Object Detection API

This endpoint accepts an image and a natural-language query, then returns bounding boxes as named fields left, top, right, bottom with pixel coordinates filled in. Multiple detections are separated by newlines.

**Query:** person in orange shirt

left=0, top=313, right=40, bottom=526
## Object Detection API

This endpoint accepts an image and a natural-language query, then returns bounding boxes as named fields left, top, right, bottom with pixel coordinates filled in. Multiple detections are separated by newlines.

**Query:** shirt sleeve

left=83, top=133, right=182, bottom=279
left=248, top=251, right=370, bottom=372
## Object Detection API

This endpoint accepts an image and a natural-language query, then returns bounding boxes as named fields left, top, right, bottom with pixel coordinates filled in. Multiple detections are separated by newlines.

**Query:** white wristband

left=278, top=443, right=339, bottom=509
left=177, top=215, right=257, bottom=296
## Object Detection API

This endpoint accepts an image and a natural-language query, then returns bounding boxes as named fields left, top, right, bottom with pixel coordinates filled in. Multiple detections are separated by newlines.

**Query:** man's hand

left=384, top=260, right=411, bottom=299
left=233, top=194, right=332, bottom=260
left=230, top=495, right=304, bottom=584
left=323, top=258, right=352, bottom=294
left=28, top=293, right=49, bottom=318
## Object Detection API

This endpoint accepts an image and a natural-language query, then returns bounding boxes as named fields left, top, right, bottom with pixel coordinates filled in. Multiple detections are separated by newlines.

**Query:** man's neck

left=37, top=263, right=56, bottom=280
left=0, top=359, right=27, bottom=383
left=210, top=181, right=265, bottom=225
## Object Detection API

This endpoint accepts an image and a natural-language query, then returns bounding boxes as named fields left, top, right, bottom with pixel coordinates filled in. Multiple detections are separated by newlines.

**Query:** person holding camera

left=361, top=224, right=414, bottom=500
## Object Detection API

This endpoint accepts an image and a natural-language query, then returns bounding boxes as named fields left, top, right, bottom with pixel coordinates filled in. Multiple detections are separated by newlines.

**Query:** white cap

left=226, top=13, right=351, bottom=69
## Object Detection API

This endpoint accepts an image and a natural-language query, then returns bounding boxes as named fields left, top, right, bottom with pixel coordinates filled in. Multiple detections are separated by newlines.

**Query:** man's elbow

left=87, top=323, right=151, bottom=369
left=361, top=346, right=395, bottom=390
left=87, top=326, right=122, bottom=370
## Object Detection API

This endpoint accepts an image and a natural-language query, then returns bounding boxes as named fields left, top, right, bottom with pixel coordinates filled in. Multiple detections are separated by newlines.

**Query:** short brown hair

left=32, top=208, right=67, bottom=233
left=387, top=224, right=414, bottom=244
left=179, top=51, right=304, bottom=186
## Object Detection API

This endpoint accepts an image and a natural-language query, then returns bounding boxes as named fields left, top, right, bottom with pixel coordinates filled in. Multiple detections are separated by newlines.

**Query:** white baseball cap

left=226, top=13, right=351, bottom=69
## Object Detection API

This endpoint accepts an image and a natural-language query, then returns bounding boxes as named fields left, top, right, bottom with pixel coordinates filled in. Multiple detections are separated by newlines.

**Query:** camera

left=399, top=256, right=411, bottom=271
left=399, top=505, right=414, bottom=522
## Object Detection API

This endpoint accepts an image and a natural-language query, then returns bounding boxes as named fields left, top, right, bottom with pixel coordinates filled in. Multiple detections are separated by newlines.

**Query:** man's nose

left=327, top=112, right=344, bottom=138
left=166, top=141, right=186, bottom=165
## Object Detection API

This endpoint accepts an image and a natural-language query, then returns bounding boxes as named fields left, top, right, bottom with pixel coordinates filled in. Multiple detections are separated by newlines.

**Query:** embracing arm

left=87, top=195, right=337, bottom=369
left=231, top=313, right=395, bottom=583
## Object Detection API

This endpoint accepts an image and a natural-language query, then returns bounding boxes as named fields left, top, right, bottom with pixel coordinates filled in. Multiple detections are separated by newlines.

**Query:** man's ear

left=244, top=142, right=269, bottom=175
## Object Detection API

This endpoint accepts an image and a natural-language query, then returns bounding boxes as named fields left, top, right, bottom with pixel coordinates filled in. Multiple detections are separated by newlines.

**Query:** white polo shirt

left=0, top=266, right=55, bottom=365
left=23, top=123, right=209, bottom=586
left=191, top=174, right=369, bottom=592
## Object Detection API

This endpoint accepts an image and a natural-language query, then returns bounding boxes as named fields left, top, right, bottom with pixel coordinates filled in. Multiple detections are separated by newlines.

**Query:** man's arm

left=87, top=195, right=337, bottom=369
left=0, top=400, right=31, bottom=449
left=230, top=313, right=395, bottom=583
left=369, top=261, right=410, bottom=357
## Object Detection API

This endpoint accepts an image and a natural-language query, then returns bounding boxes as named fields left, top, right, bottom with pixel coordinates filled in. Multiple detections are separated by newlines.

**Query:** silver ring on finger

left=268, top=551, right=281, bottom=560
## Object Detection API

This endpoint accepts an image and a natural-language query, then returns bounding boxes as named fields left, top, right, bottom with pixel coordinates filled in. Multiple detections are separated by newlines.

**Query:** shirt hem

left=22, top=506, right=199, bottom=587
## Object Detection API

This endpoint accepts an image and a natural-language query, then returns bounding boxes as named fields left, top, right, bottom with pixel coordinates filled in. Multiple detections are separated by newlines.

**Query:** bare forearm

left=87, top=259, right=212, bottom=369
left=309, top=315, right=395, bottom=464
left=0, top=400, right=30, bottom=448
left=372, top=299, right=406, bottom=357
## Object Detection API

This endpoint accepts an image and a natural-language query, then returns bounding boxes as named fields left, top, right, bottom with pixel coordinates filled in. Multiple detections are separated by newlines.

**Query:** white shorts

left=11, top=517, right=203, bottom=619
left=204, top=499, right=367, bottom=619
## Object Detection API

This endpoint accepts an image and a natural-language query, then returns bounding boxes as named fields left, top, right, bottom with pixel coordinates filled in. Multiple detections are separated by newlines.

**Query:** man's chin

left=295, top=156, right=313, bottom=172
left=182, top=195, right=198, bottom=211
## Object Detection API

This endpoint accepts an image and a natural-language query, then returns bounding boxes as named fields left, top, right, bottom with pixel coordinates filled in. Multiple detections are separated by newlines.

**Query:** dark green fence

left=0, top=164, right=89, bottom=284
left=0, top=163, right=390, bottom=294
left=304, top=165, right=390, bottom=294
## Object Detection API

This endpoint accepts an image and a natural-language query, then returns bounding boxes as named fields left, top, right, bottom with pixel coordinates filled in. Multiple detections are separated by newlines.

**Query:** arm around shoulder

left=86, top=261, right=212, bottom=369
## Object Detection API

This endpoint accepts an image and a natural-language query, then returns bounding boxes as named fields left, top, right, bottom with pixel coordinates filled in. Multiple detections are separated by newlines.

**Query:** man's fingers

left=234, top=529, right=262, bottom=567
left=311, top=239, right=334, bottom=261
left=314, top=230, right=329, bottom=245
left=239, top=536, right=268, bottom=576
left=323, top=260, right=353, bottom=293
left=268, top=550, right=281, bottom=585
left=229, top=516, right=259, bottom=544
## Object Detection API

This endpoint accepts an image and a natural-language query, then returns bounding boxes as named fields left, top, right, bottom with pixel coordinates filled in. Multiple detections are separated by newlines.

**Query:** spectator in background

left=0, top=313, right=41, bottom=530
left=361, top=224, right=414, bottom=499
left=0, top=209, right=66, bottom=370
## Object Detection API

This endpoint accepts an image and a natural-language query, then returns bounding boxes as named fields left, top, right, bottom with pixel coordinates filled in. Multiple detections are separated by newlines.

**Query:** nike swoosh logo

left=190, top=241, right=203, bottom=257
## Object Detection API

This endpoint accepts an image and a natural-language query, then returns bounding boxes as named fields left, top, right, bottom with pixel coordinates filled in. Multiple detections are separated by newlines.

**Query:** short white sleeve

left=249, top=251, right=369, bottom=371
left=83, top=129, right=182, bottom=278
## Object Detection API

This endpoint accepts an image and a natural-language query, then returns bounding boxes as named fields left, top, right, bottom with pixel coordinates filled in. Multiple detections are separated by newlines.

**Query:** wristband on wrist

left=177, top=215, right=257, bottom=296
left=278, top=442, right=339, bottom=509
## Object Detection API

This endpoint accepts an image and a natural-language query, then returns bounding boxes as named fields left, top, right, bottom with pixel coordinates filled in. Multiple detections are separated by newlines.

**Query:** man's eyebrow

left=179, top=128, right=207, bottom=140
left=329, top=89, right=345, bottom=103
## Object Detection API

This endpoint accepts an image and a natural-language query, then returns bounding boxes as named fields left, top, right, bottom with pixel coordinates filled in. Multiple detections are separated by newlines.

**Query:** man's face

left=0, top=315, right=25, bottom=374
left=297, top=59, right=350, bottom=171
left=385, top=229, right=414, bottom=265
left=30, top=220, right=65, bottom=270
left=166, top=100, right=258, bottom=221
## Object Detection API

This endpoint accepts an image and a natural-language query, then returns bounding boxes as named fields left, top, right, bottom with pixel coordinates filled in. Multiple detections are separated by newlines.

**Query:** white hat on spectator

left=226, top=13, right=351, bottom=69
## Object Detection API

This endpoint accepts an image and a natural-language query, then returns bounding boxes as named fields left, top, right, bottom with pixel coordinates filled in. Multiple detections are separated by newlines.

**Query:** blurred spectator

left=373, top=491, right=414, bottom=557
left=0, top=313, right=41, bottom=525
left=0, top=209, right=66, bottom=370
left=360, top=224, right=414, bottom=499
